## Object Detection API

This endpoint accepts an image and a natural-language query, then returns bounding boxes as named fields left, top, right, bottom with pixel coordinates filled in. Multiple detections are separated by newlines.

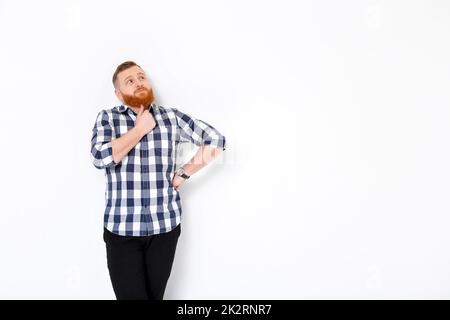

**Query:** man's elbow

left=202, top=135, right=226, bottom=160
left=210, top=134, right=226, bottom=151
left=91, top=153, right=117, bottom=170
left=90, top=143, right=118, bottom=169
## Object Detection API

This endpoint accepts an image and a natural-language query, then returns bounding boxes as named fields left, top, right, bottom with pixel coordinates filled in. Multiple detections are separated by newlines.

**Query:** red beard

left=122, top=87, right=155, bottom=109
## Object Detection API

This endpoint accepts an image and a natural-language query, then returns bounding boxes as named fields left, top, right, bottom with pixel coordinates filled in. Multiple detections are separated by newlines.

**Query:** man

left=90, top=61, right=226, bottom=300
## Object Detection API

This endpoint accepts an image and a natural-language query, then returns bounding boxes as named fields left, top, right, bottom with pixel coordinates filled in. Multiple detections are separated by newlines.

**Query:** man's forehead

left=119, top=66, right=145, bottom=79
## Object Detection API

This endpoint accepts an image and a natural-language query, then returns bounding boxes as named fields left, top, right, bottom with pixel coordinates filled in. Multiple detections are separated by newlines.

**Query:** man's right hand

left=135, top=104, right=156, bottom=136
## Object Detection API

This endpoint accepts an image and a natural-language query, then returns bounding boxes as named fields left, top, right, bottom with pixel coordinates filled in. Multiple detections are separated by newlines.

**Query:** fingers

left=138, top=104, right=144, bottom=116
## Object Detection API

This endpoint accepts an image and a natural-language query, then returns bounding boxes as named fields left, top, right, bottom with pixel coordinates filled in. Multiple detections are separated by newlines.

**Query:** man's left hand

left=172, top=173, right=187, bottom=191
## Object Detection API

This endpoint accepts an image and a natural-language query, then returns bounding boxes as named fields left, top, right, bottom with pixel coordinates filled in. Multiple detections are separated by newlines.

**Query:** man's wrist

left=176, top=167, right=190, bottom=179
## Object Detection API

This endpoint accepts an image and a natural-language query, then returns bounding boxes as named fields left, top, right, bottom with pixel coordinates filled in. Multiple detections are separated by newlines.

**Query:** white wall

left=0, top=0, right=449, bottom=299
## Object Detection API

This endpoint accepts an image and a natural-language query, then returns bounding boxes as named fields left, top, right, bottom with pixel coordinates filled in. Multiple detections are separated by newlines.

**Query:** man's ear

left=115, top=88, right=123, bottom=102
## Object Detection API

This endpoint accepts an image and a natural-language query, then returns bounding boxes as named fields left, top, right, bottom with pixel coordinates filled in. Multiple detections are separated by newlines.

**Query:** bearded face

left=121, top=86, right=155, bottom=109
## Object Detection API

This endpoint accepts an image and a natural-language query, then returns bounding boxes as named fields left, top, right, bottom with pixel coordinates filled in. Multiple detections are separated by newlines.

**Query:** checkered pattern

left=91, top=102, right=226, bottom=236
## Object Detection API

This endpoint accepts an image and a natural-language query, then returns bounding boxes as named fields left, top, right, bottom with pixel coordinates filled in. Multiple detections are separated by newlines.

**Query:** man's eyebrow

left=123, top=72, right=145, bottom=82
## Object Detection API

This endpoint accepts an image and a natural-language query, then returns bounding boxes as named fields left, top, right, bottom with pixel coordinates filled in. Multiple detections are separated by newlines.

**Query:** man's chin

left=122, top=91, right=155, bottom=108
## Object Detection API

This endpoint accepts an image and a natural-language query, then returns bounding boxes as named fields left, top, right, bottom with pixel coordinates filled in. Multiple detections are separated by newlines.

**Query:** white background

left=0, top=0, right=449, bottom=299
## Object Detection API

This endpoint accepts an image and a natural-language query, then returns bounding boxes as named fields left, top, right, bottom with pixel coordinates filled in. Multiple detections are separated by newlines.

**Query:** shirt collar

left=116, top=102, right=157, bottom=115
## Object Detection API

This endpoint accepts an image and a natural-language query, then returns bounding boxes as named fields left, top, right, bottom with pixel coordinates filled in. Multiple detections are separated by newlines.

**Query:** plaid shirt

left=91, top=102, right=226, bottom=236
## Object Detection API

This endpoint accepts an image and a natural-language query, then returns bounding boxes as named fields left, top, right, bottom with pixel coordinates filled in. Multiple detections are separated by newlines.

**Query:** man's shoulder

left=155, top=105, right=183, bottom=123
left=155, top=104, right=178, bottom=115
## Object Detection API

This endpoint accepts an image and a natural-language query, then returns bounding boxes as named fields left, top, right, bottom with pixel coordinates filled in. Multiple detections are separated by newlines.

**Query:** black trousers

left=103, top=224, right=181, bottom=300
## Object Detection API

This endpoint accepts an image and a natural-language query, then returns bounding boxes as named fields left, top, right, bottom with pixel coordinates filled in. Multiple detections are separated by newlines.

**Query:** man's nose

left=135, top=77, right=145, bottom=86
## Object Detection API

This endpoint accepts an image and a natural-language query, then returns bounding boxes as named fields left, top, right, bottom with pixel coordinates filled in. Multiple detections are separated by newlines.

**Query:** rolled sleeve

left=90, top=110, right=118, bottom=169
left=174, top=108, right=226, bottom=151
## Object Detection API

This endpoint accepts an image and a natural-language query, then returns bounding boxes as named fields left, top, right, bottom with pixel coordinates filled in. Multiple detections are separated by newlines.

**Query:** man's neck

left=127, top=103, right=153, bottom=115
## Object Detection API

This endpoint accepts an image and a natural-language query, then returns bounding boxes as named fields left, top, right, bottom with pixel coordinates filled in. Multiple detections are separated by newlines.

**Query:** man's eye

left=127, top=79, right=133, bottom=84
